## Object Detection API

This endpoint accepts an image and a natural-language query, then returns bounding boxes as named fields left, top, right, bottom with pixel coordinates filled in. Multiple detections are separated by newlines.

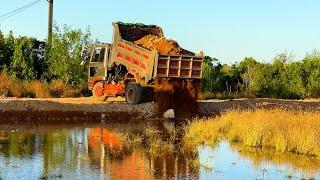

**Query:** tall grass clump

left=184, top=109, right=320, bottom=158
left=0, top=71, right=89, bottom=98
left=0, top=71, right=26, bottom=97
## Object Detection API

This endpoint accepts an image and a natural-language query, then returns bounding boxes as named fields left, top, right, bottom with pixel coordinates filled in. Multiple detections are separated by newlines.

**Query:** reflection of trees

left=87, top=127, right=200, bottom=179
left=0, top=128, right=90, bottom=178
left=41, top=129, right=89, bottom=178
left=0, top=132, right=36, bottom=158
left=0, top=124, right=200, bottom=179
left=42, top=131, right=67, bottom=176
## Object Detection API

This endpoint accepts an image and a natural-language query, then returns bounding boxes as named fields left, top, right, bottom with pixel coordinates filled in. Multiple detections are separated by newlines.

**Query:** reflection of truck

left=87, top=22, right=203, bottom=104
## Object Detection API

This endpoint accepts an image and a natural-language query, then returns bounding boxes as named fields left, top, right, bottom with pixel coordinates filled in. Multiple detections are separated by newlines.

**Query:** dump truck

left=87, top=22, right=204, bottom=104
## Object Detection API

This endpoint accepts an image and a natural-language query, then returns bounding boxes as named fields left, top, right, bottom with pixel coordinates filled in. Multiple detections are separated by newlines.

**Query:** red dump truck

left=87, top=22, right=204, bottom=104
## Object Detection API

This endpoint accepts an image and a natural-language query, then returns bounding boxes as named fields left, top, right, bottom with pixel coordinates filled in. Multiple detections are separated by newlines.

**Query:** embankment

left=0, top=98, right=319, bottom=122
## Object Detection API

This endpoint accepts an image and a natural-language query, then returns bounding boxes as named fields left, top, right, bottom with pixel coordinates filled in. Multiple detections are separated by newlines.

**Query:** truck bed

left=111, top=22, right=203, bottom=82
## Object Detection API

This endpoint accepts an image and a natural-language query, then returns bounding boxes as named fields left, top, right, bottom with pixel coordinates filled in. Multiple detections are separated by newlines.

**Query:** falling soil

left=134, top=35, right=194, bottom=56
left=154, top=79, right=201, bottom=116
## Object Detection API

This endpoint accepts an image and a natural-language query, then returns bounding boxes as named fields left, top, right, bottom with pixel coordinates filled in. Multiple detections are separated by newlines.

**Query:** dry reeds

left=184, top=109, right=320, bottom=158
left=0, top=71, right=88, bottom=98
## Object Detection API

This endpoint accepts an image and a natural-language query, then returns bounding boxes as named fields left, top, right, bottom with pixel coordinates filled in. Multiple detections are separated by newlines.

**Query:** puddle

left=199, top=142, right=320, bottom=180
left=0, top=119, right=319, bottom=179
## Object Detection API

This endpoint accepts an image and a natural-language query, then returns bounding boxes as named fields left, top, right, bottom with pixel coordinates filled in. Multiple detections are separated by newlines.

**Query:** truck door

left=88, top=46, right=106, bottom=89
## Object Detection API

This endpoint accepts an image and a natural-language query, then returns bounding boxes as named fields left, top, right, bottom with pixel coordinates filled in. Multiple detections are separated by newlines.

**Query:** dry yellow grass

left=184, top=109, right=320, bottom=158
left=29, top=81, right=51, bottom=98
left=0, top=72, right=87, bottom=98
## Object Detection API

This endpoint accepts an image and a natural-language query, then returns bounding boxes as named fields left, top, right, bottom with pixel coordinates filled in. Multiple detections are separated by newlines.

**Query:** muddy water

left=0, top=119, right=319, bottom=179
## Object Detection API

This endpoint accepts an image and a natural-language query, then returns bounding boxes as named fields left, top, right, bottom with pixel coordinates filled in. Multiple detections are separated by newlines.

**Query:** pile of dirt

left=154, top=79, right=200, bottom=117
left=118, top=22, right=162, bottom=42
left=134, top=35, right=194, bottom=56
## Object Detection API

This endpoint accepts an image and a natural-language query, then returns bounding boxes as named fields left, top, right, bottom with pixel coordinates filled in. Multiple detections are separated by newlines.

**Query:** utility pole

left=47, top=0, right=53, bottom=46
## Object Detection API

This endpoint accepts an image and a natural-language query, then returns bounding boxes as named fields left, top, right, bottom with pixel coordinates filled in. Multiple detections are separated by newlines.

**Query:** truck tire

left=93, top=82, right=108, bottom=101
left=125, top=83, right=142, bottom=104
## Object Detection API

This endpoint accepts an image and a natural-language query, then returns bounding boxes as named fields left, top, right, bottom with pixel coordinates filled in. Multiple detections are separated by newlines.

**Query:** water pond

left=0, top=118, right=319, bottom=179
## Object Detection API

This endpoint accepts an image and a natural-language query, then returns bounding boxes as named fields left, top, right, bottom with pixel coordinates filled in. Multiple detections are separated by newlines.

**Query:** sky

left=0, top=0, right=320, bottom=64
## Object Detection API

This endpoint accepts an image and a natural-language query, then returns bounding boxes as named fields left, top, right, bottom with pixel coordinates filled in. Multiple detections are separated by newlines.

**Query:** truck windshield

left=92, top=47, right=105, bottom=62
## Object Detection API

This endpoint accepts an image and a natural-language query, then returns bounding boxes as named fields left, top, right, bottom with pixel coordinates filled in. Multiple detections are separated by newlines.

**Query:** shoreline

left=0, top=98, right=319, bottom=122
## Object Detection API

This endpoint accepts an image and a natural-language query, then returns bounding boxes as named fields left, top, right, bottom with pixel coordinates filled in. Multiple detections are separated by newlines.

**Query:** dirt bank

left=0, top=97, right=155, bottom=120
left=0, top=98, right=319, bottom=121
left=198, top=98, right=320, bottom=116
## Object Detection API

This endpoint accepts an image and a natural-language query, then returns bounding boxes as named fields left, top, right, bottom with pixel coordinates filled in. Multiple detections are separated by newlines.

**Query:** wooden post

left=47, top=0, right=53, bottom=45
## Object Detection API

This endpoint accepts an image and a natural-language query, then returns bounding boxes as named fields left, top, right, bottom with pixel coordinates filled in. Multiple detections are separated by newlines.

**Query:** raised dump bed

left=111, top=22, right=203, bottom=83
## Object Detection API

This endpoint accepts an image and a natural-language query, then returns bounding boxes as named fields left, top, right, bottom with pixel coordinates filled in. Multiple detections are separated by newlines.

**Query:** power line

left=0, top=0, right=43, bottom=21
left=0, top=0, right=42, bottom=19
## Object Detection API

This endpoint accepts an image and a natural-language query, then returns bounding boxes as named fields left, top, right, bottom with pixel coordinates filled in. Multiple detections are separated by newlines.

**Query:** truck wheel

left=125, top=83, right=142, bottom=105
left=93, top=82, right=108, bottom=101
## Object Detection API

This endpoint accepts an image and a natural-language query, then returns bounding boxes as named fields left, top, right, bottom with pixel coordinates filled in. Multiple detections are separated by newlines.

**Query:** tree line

left=202, top=53, right=319, bottom=99
left=0, top=26, right=319, bottom=99
left=0, top=25, right=91, bottom=85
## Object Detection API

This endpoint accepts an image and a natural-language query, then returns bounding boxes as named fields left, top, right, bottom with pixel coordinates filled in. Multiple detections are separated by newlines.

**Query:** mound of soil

left=134, top=35, right=194, bottom=56
left=118, top=23, right=162, bottom=42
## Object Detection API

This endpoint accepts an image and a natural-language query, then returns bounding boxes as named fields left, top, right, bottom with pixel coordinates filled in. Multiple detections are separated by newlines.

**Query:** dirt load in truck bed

left=134, top=35, right=195, bottom=56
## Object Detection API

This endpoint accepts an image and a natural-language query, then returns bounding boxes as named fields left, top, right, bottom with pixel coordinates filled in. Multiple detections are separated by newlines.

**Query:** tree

left=302, top=54, right=320, bottom=97
left=239, top=57, right=259, bottom=92
left=201, top=56, right=215, bottom=92
left=48, top=25, right=91, bottom=85
left=279, top=62, right=306, bottom=99
left=10, top=37, right=44, bottom=80
left=307, top=69, right=320, bottom=97
left=0, top=30, right=5, bottom=69
left=0, top=30, right=15, bottom=71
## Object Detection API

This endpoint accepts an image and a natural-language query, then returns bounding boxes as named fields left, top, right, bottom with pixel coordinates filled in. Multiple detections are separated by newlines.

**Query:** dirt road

left=0, top=97, right=319, bottom=120
left=198, top=98, right=320, bottom=115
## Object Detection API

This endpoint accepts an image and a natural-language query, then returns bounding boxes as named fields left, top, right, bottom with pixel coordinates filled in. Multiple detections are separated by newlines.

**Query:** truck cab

left=88, top=43, right=129, bottom=102
left=88, top=44, right=110, bottom=90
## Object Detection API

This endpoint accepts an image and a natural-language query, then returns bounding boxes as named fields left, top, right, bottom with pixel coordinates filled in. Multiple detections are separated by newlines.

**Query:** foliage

left=10, top=37, right=46, bottom=80
left=0, top=25, right=91, bottom=86
left=0, top=30, right=15, bottom=71
left=48, top=25, right=91, bottom=85
left=302, top=54, right=320, bottom=97
left=201, top=52, right=320, bottom=99
left=0, top=26, right=319, bottom=99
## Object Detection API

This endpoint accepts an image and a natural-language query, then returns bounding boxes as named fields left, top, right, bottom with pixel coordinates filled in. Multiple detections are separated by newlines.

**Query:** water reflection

left=0, top=122, right=197, bottom=179
left=198, top=141, right=320, bottom=180
left=0, top=122, right=319, bottom=179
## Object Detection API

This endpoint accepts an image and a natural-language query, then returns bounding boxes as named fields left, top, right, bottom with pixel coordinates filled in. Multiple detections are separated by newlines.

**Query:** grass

left=184, top=109, right=320, bottom=158
left=118, top=127, right=201, bottom=171
left=119, top=127, right=175, bottom=157
left=0, top=71, right=90, bottom=98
